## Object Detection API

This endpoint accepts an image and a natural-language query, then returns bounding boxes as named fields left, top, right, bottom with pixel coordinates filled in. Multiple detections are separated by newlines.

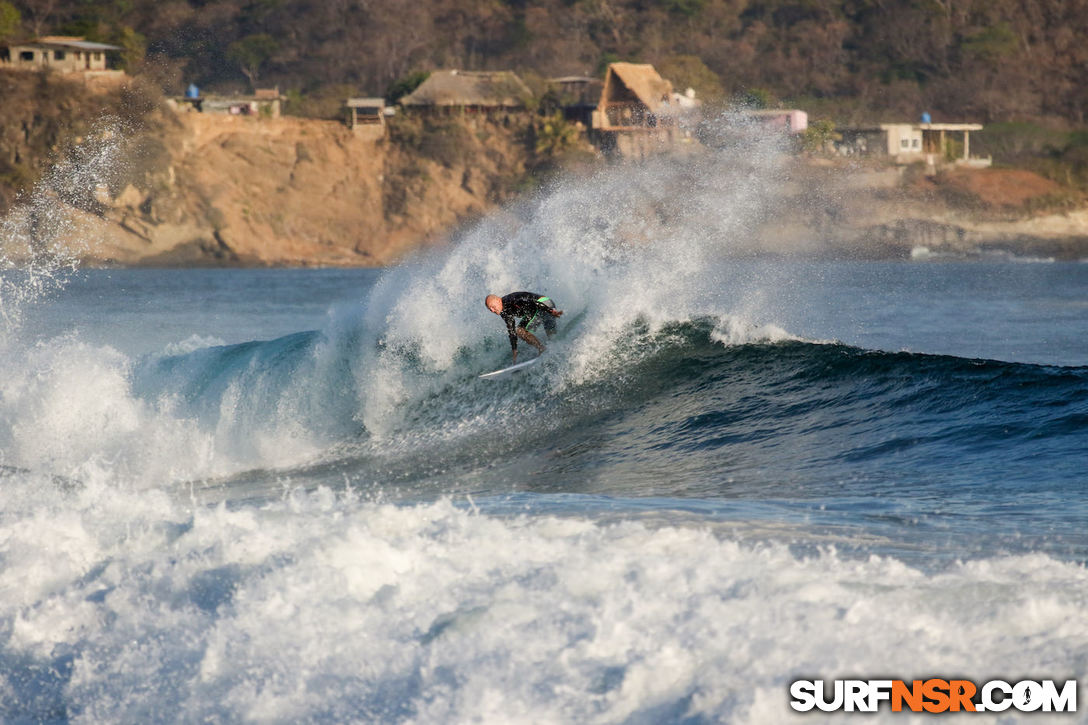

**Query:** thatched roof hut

left=400, top=70, right=531, bottom=112
left=596, top=63, right=674, bottom=130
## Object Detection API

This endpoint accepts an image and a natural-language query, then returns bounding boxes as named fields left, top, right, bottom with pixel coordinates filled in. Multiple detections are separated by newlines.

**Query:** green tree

left=657, top=54, right=724, bottom=104
left=534, top=113, right=579, bottom=159
left=733, top=87, right=775, bottom=109
left=0, top=1, right=20, bottom=40
left=385, top=71, right=430, bottom=104
left=115, top=25, right=146, bottom=71
left=596, top=52, right=621, bottom=77
left=227, top=33, right=278, bottom=89
left=801, top=119, right=839, bottom=154
left=960, top=23, right=1017, bottom=62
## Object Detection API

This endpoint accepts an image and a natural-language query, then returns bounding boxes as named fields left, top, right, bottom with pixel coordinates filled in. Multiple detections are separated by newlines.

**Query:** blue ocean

left=1, top=146, right=1087, bottom=722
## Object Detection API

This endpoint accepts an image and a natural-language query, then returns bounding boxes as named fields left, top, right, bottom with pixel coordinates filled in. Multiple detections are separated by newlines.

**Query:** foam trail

left=1, top=488, right=1086, bottom=723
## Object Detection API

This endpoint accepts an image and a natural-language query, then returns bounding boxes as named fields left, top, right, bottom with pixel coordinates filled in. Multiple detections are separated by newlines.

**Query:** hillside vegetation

left=2, top=1, right=1088, bottom=266
left=2, top=0, right=1087, bottom=126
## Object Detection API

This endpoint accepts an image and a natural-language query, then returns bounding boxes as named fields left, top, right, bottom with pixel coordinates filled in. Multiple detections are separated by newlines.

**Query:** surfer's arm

left=504, top=315, right=519, bottom=360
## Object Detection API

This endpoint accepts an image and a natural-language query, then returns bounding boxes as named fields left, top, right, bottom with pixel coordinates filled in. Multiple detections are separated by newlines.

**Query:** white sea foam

left=0, top=332, right=345, bottom=486
left=912, top=245, right=1058, bottom=264
left=0, top=485, right=1085, bottom=723
left=709, top=316, right=797, bottom=346
left=161, top=334, right=228, bottom=356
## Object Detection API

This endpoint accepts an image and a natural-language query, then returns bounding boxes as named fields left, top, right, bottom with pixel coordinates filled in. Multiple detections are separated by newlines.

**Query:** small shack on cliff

left=399, top=70, right=531, bottom=116
left=0, top=36, right=122, bottom=75
left=345, top=97, right=386, bottom=129
left=837, top=122, right=987, bottom=167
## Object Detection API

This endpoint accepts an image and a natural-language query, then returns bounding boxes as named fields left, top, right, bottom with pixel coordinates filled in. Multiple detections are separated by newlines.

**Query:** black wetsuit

left=500, top=291, right=557, bottom=354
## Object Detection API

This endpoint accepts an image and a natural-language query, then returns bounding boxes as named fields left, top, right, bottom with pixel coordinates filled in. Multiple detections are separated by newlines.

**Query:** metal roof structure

left=25, top=36, right=122, bottom=51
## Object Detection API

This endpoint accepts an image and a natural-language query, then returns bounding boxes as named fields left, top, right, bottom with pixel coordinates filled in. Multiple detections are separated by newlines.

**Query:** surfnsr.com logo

left=789, top=679, right=1077, bottom=713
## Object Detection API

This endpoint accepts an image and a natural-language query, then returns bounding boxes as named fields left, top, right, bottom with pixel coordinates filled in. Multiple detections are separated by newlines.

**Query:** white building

left=0, top=36, right=121, bottom=73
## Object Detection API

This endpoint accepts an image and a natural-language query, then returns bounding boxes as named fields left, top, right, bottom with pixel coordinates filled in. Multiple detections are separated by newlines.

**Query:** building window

left=20, top=51, right=35, bottom=62
left=912, top=138, right=920, bottom=148
left=900, top=139, right=909, bottom=149
left=54, top=51, right=66, bottom=60
left=93, top=52, right=102, bottom=61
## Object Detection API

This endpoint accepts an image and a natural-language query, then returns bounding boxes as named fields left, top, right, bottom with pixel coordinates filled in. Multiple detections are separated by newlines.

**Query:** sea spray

left=352, top=126, right=794, bottom=436
left=0, top=121, right=132, bottom=483
left=0, top=120, right=125, bottom=334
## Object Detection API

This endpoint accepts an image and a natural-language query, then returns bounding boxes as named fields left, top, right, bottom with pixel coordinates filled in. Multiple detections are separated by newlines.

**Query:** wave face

left=121, top=317, right=1087, bottom=562
left=3, top=128, right=1088, bottom=722
left=7, top=298, right=1085, bottom=539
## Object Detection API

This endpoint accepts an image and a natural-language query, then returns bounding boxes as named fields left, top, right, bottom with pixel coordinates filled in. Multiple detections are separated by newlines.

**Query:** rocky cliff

left=3, top=87, right=1087, bottom=267
left=764, top=162, right=1088, bottom=260
left=51, top=110, right=534, bottom=267
left=0, top=95, right=540, bottom=268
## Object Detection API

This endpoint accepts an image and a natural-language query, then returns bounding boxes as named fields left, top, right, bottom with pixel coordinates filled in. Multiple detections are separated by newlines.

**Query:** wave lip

left=5, top=309, right=1084, bottom=502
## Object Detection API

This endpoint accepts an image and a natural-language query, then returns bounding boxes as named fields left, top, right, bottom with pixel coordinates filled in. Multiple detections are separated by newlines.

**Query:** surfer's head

left=485, top=294, right=503, bottom=314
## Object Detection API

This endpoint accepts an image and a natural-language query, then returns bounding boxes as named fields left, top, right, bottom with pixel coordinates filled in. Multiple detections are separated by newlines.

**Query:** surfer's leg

left=516, top=326, right=546, bottom=354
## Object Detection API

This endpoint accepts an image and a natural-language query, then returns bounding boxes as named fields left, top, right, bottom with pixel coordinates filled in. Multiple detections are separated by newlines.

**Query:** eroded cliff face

left=757, top=161, right=1088, bottom=260
left=4, top=101, right=1087, bottom=267
left=62, top=111, right=531, bottom=267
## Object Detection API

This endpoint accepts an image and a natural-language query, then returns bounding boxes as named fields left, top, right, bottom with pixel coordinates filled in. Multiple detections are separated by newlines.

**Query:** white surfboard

left=479, top=356, right=540, bottom=380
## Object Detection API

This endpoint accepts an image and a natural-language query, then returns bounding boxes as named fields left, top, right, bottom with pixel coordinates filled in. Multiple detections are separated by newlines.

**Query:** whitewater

left=1, top=125, right=1088, bottom=723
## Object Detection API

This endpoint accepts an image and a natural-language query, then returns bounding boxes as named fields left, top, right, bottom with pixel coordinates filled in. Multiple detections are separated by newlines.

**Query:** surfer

left=485, top=292, right=563, bottom=362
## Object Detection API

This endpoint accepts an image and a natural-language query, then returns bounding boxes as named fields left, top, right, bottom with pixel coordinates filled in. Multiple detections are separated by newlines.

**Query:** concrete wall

left=881, top=123, right=923, bottom=159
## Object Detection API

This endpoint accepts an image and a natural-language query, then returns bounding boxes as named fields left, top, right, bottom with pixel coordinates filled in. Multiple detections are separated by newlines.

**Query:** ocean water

left=2, top=138, right=1088, bottom=722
